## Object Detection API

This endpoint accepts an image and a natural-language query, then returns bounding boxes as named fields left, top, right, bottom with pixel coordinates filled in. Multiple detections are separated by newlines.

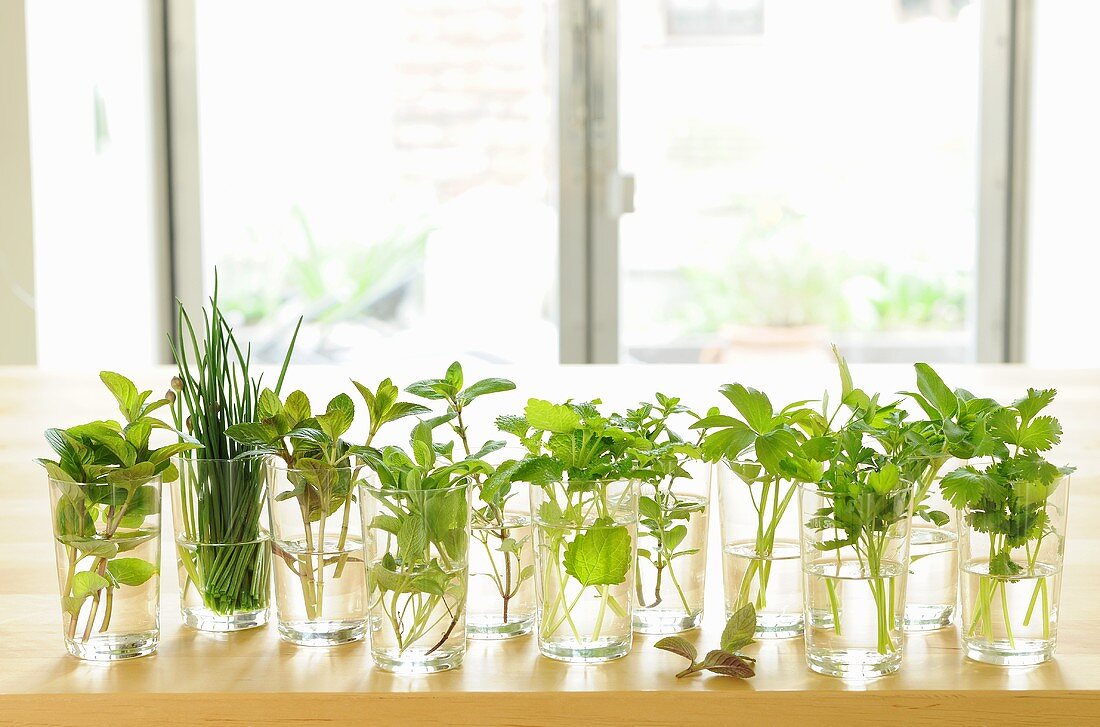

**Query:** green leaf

left=397, top=516, right=428, bottom=559
left=867, top=462, right=901, bottom=495
left=444, top=361, right=464, bottom=392
left=1016, top=416, right=1062, bottom=452
left=754, top=428, right=798, bottom=476
left=37, top=458, right=75, bottom=483
left=654, top=636, right=697, bottom=663
left=689, top=414, right=743, bottom=430
left=701, top=422, right=756, bottom=463
left=638, top=495, right=661, bottom=521
left=717, top=384, right=773, bottom=433
left=525, top=399, right=581, bottom=433
left=226, top=422, right=278, bottom=446
left=914, top=363, right=958, bottom=419
left=316, top=394, right=354, bottom=440
left=106, top=557, right=157, bottom=586
left=100, top=371, right=141, bottom=421
left=149, top=441, right=201, bottom=465
left=720, top=603, right=757, bottom=652
left=71, top=571, right=110, bottom=600
left=1013, top=388, right=1057, bottom=425
left=257, top=388, right=284, bottom=421
left=404, top=380, right=449, bottom=400
left=563, top=525, right=631, bottom=587
left=105, top=462, right=156, bottom=489
left=460, top=377, right=516, bottom=404
left=284, top=390, right=312, bottom=426
left=60, top=538, right=119, bottom=559
left=370, top=514, right=402, bottom=535
left=832, top=344, right=853, bottom=402
left=940, top=466, right=993, bottom=509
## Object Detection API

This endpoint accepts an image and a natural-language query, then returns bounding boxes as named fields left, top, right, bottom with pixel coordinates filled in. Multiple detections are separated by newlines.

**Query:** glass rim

left=173, top=455, right=263, bottom=465
left=359, top=475, right=473, bottom=496
left=532, top=476, right=638, bottom=487
left=46, top=473, right=164, bottom=487
left=266, top=459, right=364, bottom=474
left=796, top=480, right=916, bottom=498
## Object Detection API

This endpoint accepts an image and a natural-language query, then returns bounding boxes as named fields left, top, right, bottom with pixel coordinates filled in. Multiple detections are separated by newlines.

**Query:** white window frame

left=158, top=0, right=1027, bottom=365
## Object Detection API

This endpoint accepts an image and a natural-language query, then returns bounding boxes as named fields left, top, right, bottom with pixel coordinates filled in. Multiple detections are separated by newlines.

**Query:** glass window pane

left=195, top=0, right=559, bottom=363
left=619, top=0, right=980, bottom=364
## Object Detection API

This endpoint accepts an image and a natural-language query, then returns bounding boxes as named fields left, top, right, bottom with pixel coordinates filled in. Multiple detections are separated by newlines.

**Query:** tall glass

left=361, top=478, right=471, bottom=673
left=799, top=482, right=916, bottom=678
left=266, top=461, right=368, bottom=646
left=468, top=471, right=534, bottom=640
left=718, top=458, right=802, bottom=638
left=905, top=465, right=961, bottom=631
left=49, top=475, right=162, bottom=660
left=634, top=459, right=710, bottom=634
left=532, top=478, right=638, bottom=663
left=172, top=458, right=270, bottom=631
left=960, top=474, right=1070, bottom=665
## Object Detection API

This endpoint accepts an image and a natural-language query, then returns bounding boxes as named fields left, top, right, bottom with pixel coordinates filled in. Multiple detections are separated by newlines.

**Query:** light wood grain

left=2, top=364, right=1099, bottom=725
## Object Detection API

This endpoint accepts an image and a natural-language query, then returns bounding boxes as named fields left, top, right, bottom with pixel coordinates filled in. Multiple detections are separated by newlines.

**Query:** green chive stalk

left=170, top=279, right=300, bottom=619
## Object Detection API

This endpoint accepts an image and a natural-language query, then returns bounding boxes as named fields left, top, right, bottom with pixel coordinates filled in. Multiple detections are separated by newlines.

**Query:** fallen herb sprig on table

left=654, top=603, right=757, bottom=679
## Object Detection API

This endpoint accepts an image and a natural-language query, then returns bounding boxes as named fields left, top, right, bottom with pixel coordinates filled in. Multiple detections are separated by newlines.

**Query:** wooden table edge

left=2, top=689, right=1098, bottom=725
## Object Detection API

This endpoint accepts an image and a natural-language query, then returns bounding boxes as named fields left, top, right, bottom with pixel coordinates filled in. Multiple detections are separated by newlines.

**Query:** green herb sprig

left=655, top=603, right=757, bottom=679
left=39, top=371, right=201, bottom=641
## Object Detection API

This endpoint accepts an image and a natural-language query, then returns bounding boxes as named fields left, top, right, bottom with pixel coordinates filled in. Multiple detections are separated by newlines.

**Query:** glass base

left=467, top=614, right=533, bottom=640
left=632, top=609, right=702, bottom=635
left=904, top=604, right=954, bottom=632
left=807, top=648, right=902, bottom=679
left=372, top=647, right=464, bottom=673
left=182, top=606, right=269, bottom=633
left=65, top=631, right=158, bottom=661
left=539, top=637, right=631, bottom=663
left=964, top=639, right=1055, bottom=666
left=278, top=619, right=366, bottom=646
left=732, top=610, right=803, bottom=639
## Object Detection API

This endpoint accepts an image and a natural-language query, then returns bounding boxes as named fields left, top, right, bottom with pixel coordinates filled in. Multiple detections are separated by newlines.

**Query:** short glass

left=799, top=482, right=915, bottom=679
left=49, top=475, right=162, bottom=660
left=718, top=458, right=802, bottom=638
left=634, top=459, right=710, bottom=634
left=266, top=461, right=368, bottom=646
left=468, top=467, right=535, bottom=640
left=959, top=474, right=1070, bottom=666
left=172, top=457, right=271, bottom=631
left=532, top=478, right=638, bottom=663
left=361, top=477, right=471, bottom=673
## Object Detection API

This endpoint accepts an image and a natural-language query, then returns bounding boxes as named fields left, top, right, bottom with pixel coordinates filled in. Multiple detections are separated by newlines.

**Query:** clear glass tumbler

left=172, top=457, right=270, bottom=631
left=267, top=461, right=368, bottom=646
left=959, top=474, right=1070, bottom=666
left=906, top=472, right=960, bottom=632
left=361, top=477, right=471, bottom=673
left=718, top=458, right=803, bottom=638
left=49, top=475, right=162, bottom=660
left=532, top=478, right=638, bottom=663
left=799, top=482, right=915, bottom=678
left=468, top=471, right=535, bottom=640
left=634, top=459, right=710, bottom=634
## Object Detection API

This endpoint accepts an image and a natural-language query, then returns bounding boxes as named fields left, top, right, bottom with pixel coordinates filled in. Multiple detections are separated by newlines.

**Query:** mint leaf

left=460, top=377, right=516, bottom=404
left=563, top=525, right=631, bottom=586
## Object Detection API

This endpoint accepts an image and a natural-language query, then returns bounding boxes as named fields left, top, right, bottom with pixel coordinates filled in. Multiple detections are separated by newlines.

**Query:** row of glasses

left=47, top=457, right=1070, bottom=674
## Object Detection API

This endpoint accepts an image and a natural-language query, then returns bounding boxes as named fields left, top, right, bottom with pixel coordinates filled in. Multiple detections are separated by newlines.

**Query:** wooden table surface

left=2, top=363, right=1099, bottom=725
